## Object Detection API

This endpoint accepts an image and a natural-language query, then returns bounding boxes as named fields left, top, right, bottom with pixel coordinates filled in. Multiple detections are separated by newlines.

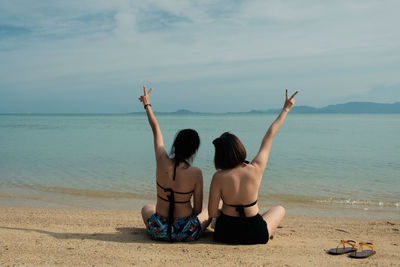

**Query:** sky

left=1, top=0, right=400, bottom=113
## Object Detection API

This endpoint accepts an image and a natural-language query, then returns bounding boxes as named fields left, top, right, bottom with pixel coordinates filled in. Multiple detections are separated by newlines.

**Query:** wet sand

left=0, top=206, right=399, bottom=266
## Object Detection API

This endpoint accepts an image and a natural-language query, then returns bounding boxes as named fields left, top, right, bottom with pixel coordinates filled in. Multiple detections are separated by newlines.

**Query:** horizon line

left=0, top=100, right=399, bottom=115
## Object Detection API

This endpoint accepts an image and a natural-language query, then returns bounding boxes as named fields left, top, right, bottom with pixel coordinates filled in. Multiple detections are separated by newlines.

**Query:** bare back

left=156, top=158, right=202, bottom=218
left=213, top=162, right=261, bottom=217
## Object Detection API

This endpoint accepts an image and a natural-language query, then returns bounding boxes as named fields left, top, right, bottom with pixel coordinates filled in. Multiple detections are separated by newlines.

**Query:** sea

left=0, top=113, right=399, bottom=219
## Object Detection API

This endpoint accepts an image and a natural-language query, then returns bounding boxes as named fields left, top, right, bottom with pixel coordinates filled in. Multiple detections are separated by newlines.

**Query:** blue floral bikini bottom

left=147, top=213, right=201, bottom=242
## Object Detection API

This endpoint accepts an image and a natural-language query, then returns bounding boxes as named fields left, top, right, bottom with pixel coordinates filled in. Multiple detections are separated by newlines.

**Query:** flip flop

left=327, top=240, right=357, bottom=255
left=349, top=242, right=376, bottom=258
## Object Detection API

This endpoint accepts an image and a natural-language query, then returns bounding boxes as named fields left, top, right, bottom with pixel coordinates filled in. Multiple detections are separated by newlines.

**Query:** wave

left=1, top=183, right=398, bottom=211
left=257, top=193, right=400, bottom=208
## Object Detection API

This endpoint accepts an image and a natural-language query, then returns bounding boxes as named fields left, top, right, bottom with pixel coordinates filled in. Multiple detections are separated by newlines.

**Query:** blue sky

left=1, top=0, right=400, bottom=113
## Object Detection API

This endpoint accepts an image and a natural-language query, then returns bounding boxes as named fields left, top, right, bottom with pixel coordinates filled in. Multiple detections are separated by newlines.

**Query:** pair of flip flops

left=328, top=240, right=376, bottom=258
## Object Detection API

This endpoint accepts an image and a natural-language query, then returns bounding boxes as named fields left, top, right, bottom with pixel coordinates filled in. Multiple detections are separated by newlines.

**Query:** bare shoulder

left=189, top=165, right=202, bottom=174
left=156, top=154, right=172, bottom=168
left=245, top=162, right=259, bottom=171
left=188, top=165, right=203, bottom=182
left=211, top=170, right=224, bottom=184
left=246, top=162, right=264, bottom=176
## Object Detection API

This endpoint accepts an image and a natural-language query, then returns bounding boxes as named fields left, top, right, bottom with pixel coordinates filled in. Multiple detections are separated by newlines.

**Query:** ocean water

left=0, top=114, right=399, bottom=218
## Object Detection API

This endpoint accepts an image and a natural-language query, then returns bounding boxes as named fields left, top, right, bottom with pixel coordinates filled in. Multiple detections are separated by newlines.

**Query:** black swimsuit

left=214, top=211, right=269, bottom=244
left=156, top=161, right=193, bottom=241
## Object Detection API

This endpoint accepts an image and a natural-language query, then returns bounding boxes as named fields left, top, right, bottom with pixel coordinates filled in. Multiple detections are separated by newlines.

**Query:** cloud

left=0, top=0, right=400, bottom=112
left=0, top=25, right=32, bottom=38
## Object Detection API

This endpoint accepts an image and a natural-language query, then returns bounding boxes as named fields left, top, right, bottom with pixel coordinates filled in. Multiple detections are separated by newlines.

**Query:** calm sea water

left=0, top=114, right=399, bottom=218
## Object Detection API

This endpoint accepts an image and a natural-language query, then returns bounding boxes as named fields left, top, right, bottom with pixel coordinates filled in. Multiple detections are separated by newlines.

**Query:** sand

left=0, top=206, right=399, bottom=266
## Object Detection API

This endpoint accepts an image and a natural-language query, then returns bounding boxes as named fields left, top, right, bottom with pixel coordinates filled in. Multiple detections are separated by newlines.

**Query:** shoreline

left=1, top=191, right=399, bottom=220
left=1, top=205, right=399, bottom=266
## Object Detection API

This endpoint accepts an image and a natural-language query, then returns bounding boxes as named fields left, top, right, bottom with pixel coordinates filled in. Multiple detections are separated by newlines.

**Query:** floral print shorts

left=147, top=213, right=201, bottom=242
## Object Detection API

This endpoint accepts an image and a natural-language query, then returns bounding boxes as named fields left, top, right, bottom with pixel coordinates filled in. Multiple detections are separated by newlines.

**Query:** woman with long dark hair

left=139, top=86, right=210, bottom=242
left=208, top=90, right=298, bottom=244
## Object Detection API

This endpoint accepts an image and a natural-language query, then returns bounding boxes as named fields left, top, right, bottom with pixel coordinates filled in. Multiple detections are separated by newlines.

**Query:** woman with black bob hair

left=208, top=90, right=298, bottom=244
left=140, top=86, right=210, bottom=242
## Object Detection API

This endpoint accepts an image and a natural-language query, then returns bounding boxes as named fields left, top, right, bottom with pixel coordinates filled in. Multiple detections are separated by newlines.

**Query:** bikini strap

left=164, top=188, right=174, bottom=242
left=156, top=182, right=193, bottom=195
left=235, top=200, right=257, bottom=218
left=173, top=160, right=178, bottom=181
left=172, top=159, right=190, bottom=181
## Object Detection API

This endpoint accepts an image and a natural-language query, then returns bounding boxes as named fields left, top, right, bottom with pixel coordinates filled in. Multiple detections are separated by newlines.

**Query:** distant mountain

left=128, top=109, right=201, bottom=115
left=250, top=102, right=400, bottom=114
left=174, top=109, right=198, bottom=114
left=318, top=102, right=400, bottom=113
left=126, top=101, right=400, bottom=115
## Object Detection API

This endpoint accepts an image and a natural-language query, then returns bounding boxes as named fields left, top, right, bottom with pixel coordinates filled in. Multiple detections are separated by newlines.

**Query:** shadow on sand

left=0, top=226, right=215, bottom=244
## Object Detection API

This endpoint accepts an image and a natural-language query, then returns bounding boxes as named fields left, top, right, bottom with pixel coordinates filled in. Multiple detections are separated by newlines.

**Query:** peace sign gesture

left=283, top=89, right=298, bottom=112
left=138, top=85, right=152, bottom=106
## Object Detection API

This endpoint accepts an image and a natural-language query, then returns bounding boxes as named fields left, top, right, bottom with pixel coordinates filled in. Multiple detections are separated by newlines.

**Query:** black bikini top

left=156, top=182, right=193, bottom=204
left=222, top=198, right=258, bottom=218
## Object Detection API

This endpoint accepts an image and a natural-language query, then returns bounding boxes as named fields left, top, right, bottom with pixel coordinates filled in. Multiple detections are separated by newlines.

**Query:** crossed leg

left=141, top=204, right=156, bottom=227
left=261, top=205, right=286, bottom=238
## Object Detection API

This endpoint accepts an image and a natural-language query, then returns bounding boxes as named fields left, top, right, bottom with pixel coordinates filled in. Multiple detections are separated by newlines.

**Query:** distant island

left=155, top=101, right=400, bottom=114
left=248, top=101, right=400, bottom=114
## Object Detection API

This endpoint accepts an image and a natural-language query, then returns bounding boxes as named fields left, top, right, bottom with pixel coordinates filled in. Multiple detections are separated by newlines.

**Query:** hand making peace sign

left=139, top=86, right=152, bottom=106
left=283, top=89, right=298, bottom=112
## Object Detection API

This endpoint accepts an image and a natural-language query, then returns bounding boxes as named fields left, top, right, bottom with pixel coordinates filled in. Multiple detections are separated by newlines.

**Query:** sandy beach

left=0, top=206, right=399, bottom=266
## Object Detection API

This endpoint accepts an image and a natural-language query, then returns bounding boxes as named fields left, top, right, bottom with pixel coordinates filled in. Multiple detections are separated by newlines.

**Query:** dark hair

left=212, top=132, right=247, bottom=170
left=170, top=129, right=200, bottom=165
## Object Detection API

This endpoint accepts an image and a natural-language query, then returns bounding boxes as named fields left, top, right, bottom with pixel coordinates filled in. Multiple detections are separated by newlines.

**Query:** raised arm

left=251, top=90, right=298, bottom=172
left=139, top=86, right=168, bottom=161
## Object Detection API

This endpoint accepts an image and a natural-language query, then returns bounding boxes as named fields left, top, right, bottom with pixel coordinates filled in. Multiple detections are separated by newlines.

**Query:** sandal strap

left=345, top=240, right=356, bottom=247
left=358, top=242, right=375, bottom=252
left=336, top=240, right=356, bottom=253
left=354, top=242, right=374, bottom=256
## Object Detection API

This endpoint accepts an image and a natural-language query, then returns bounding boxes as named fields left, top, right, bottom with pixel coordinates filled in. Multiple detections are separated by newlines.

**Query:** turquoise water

left=0, top=114, right=399, bottom=218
